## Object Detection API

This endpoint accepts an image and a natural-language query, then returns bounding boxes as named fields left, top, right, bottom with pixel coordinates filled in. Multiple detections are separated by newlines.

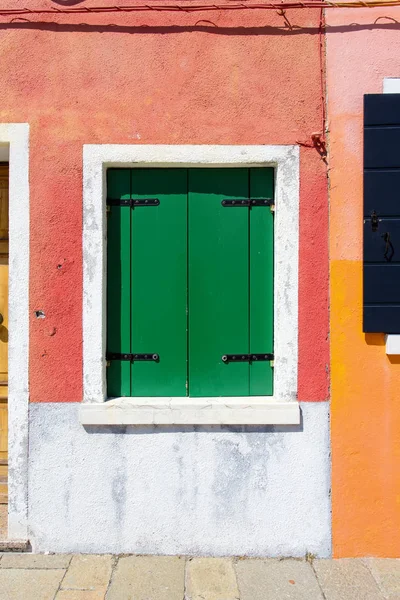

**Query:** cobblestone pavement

left=0, top=554, right=399, bottom=599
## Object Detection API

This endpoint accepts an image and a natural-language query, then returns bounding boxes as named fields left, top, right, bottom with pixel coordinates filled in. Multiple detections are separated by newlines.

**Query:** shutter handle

left=371, top=211, right=379, bottom=232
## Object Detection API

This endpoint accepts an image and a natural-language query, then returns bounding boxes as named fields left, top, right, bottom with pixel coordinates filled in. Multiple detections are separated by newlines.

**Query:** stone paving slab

left=61, top=555, right=113, bottom=593
left=363, top=558, right=400, bottom=599
left=56, top=590, right=106, bottom=600
left=0, top=554, right=400, bottom=599
left=314, top=558, right=385, bottom=600
left=185, top=557, right=240, bottom=600
left=0, top=552, right=71, bottom=569
left=0, top=567, right=64, bottom=599
left=235, top=558, right=324, bottom=600
left=106, top=555, right=185, bottom=600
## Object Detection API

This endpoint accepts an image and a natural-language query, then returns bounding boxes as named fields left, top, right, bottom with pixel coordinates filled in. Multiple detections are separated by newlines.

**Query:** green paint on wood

left=107, top=169, right=131, bottom=397
left=188, top=168, right=249, bottom=397
left=130, top=169, right=188, bottom=397
left=249, top=168, right=274, bottom=395
left=106, top=167, right=274, bottom=398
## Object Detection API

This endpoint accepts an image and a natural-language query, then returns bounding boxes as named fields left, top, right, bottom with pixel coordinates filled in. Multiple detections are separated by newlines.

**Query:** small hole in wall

left=34, top=310, right=45, bottom=319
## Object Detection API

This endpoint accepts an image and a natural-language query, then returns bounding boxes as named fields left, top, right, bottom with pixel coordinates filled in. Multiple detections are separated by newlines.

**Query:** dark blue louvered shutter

left=364, top=94, right=400, bottom=333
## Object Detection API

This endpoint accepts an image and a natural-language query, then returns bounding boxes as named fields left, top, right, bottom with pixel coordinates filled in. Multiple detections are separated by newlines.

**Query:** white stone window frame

left=81, top=145, right=300, bottom=425
left=0, top=125, right=30, bottom=542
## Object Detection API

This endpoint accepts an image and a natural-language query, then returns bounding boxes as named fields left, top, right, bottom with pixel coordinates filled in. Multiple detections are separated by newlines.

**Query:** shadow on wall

left=82, top=409, right=304, bottom=435
left=51, top=0, right=87, bottom=5
left=1, top=20, right=400, bottom=36
left=365, top=332, right=400, bottom=364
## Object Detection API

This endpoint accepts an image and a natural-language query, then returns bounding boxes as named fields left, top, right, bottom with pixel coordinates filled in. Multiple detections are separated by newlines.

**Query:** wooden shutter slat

left=188, top=168, right=250, bottom=397
left=130, top=169, right=188, bottom=397
left=364, top=94, right=400, bottom=125
left=107, top=169, right=131, bottom=397
left=249, top=168, right=274, bottom=396
left=364, top=171, right=400, bottom=216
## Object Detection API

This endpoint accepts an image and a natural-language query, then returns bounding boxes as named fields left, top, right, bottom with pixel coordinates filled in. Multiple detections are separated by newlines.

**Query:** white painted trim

left=82, top=145, right=300, bottom=425
left=383, top=78, right=400, bottom=93
left=385, top=334, right=400, bottom=355
left=383, top=79, right=400, bottom=353
left=0, top=125, right=30, bottom=540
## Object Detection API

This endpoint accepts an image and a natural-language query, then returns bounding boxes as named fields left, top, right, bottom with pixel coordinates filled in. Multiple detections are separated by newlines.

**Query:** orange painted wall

left=0, top=6, right=329, bottom=404
left=327, top=7, right=400, bottom=557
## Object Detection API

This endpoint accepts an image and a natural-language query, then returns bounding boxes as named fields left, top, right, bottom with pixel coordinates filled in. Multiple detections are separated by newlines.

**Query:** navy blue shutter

left=364, top=94, right=400, bottom=332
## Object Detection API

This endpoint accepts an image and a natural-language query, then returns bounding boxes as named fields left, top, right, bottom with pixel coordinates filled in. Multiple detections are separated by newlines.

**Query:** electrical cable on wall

left=1, top=1, right=400, bottom=15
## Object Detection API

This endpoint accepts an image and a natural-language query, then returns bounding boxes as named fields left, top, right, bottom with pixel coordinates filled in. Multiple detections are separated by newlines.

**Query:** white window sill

left=79, top=397, right=300, bottom=426
left=386, top=334, right=400, bottom=355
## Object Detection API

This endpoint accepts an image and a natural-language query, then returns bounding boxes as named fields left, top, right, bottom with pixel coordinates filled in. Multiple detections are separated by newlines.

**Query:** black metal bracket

left=222, top=198, right=273, bottom=207
left=370, top=210, right=379, bottom=232
left=107, top=353, right=159, bottom=362
left=222, top=353, right=274, bottom=363
left=107, top=198, right=160, bottom=208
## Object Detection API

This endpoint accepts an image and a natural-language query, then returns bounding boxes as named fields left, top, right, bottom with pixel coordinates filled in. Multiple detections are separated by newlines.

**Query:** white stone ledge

left=79, top=398, right=300, bottom=426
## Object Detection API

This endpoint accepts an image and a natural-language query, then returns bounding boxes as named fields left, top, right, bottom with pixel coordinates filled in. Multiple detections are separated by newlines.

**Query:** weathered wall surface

left=0, top=5, right=331, bottom=554
left=326, top=8, right=400, bottom=557
left=28, top=402, right=331, bottom=556
left=0, top=6, right=329, bottom=404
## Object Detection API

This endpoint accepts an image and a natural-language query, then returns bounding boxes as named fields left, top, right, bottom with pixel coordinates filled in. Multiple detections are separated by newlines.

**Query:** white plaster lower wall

left=27, top=402, right=331, bottom=557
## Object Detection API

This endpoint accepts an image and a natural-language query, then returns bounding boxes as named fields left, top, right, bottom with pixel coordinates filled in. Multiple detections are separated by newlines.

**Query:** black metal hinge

left=107, top=353, right=159, bottom=362
left=222, top=198, right=273, bottom=207
left=107, top=198, right=160, bottom=208
left=222, top=353, right=274, bottom=363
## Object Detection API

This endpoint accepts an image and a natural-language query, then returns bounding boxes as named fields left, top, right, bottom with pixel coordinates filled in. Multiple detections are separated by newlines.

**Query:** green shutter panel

left=188, top=168, right=250, bottom=397
left=130, top=169, right=188, bottom=397
left=107, top=167, right=273, bottom=399
left=249, top=168, right=274, bottom=396
left=106, top=169, right=131, bottom=397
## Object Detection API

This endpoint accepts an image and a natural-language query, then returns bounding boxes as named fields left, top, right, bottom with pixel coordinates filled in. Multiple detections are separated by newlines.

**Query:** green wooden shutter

left=249, top=168, right=274, bottom=396
left=107, top=169, right=132, bottom=397
left=107, top=167, right=273, bottom=399
left=130, top=169, right=187, bottom=397
left=106, top=168, right=187, bottom=398
left=188, top=168, right=250, bottom=397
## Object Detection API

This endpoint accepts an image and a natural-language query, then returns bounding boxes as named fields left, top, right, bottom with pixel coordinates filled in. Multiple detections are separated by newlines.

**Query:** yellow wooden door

left=0, top=165, right=9, bottom=504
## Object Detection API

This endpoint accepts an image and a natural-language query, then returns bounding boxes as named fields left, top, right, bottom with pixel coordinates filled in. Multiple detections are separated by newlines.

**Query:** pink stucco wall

left=0, top=6, right=329, bottom=403
left=326, top=6, right=400, bottom=557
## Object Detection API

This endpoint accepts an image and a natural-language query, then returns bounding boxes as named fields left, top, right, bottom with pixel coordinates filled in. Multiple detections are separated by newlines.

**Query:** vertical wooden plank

left=249, top=168, right=274, bottom=395
left=188, top=168, right=249, bottom=397
left=0, top=165, right=8, bottom=504
left=106, top=169, right=131, bottom=397
left=130, top=169, right=187, bottom=397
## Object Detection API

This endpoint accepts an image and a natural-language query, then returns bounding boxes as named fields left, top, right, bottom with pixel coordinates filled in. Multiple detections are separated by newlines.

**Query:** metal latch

left=222, top=353, right=274, bottom=363
left=222, top=198, right=273, bottom=207
left=107, top=198, right=160, bottom=208
left=370, top=210, right=379, bottom=232
left=106, top=353, right=159, bottom=362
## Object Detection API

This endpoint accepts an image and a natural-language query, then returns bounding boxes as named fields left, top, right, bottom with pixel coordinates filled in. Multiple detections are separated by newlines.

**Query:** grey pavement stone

left=364, top=558, right=400, bottom=599
left=235, top=558, right=323, bottom=600
left=0, top=552, right=71, bottom=569
left=314, top=558, right=385, bottom=599
left=0, top=568, right=63, bottom=600
left=56, top=590, right=106, bottom=600
left=61, top=554, right=113, bottom=592
left=106, top=555, right=185, bottom=600
left=185, top=557, right=240, bottom=600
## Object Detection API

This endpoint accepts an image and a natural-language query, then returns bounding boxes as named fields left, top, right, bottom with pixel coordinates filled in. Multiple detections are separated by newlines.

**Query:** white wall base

left=28, top=401, right=331, bottom=557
